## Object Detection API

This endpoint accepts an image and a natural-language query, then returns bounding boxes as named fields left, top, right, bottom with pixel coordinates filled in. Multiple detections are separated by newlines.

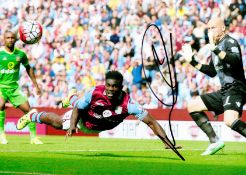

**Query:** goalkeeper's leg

left=187, top=96, right=225, bottom=155
left=187, top=97, right=219, bottom=143
left=224, top=110, right=246, bottom=137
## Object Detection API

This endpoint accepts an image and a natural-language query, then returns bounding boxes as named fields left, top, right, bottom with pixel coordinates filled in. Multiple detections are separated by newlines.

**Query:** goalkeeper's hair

left=105, top=70, right=123, bottom=84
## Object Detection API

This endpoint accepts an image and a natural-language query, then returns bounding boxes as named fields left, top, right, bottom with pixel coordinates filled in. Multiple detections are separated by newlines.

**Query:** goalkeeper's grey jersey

left=211, top=34, right=245, bottom=87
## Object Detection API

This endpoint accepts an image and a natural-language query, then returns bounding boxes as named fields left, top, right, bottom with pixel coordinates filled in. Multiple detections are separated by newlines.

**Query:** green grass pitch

left=0, top=135, right=245, bottom=175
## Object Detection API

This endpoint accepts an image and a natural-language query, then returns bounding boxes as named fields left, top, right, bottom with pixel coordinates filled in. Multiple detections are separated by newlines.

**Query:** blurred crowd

left=0, top=0, right=245, bottom=109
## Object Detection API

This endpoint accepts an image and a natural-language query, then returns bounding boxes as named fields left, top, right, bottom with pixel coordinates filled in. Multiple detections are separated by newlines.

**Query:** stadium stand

left=0, top=0, right=245, bottom=109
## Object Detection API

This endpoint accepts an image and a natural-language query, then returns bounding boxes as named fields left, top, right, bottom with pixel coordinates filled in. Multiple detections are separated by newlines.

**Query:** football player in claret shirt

left=0, top=30, right=43, bottom=144
left=181, top=17, right=246, bottom=156
left=17, top=70, right=178, bottom=149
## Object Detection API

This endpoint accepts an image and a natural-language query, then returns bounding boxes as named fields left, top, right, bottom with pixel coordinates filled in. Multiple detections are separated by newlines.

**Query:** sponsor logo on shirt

left=93, top=113, right=102, bottom=119
left=0, top=69, right=16, bottom=74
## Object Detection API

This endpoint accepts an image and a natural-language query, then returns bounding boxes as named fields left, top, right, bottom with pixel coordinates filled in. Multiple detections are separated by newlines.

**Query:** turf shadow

left=55, top=152, right=179, bottom=160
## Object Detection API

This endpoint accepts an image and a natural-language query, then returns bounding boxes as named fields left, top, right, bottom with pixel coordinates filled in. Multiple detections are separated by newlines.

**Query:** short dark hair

left=105, top=70, right=123, bottom=84
left=4, top=29, right=17, bottom=38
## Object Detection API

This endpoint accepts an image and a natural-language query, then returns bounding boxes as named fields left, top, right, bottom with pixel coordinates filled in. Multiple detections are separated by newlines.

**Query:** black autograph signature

left=141, top=24, right=185, bottom=161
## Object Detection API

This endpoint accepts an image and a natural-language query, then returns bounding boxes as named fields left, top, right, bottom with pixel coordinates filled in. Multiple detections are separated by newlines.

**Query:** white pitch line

left=0, top=171, right=57, bottom=175
left=0, top=148, right=205, bottom=153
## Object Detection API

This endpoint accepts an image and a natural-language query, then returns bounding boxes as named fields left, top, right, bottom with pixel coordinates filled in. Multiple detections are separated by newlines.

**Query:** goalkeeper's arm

left=181, top=44, right=217, bottom=77
left=189, top=56, right=217, bottom=77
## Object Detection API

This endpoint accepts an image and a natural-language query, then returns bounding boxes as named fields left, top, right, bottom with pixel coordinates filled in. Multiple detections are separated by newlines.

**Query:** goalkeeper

left=181, top=17, right=246, bottom=155
left=0, top=30, right=43, bottom=144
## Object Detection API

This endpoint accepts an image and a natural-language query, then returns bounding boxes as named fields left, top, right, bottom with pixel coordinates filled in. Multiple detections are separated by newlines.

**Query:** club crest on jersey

left=7, top=62, right=14, bottom=69
left=103, top=110, right=112, bottom=118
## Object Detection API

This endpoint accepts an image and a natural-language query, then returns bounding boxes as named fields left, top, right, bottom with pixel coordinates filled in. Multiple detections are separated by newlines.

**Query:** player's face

left=208, top=19, right=225, bottom=43
left=105, top=79, right=123, bottom=100
left=4, top=32, right=16, bottom=48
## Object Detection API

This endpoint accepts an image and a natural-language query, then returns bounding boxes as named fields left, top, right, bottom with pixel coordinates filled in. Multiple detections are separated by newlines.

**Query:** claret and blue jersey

left=71, top=85, right=148, bottom=131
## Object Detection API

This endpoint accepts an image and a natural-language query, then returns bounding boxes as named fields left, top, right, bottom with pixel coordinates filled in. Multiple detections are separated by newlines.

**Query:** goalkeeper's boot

left=16, top=109, right=37, bottom=130
left=30, top=137, right=43, bottom=144
left=0, top=133, right=8, bottom=144
left=62, top=89, right=77, bottom=108
left=201, top=140, right=225, bottom=156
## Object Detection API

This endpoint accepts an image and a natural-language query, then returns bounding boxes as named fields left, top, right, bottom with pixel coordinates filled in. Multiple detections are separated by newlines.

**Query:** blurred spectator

left=143, top=92, right=158, bottom=109
left=1, top=0, right=243, bottom=109
left=131, top=59, right=143, bottom=89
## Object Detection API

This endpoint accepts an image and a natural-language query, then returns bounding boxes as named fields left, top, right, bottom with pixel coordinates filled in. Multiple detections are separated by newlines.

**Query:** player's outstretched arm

left=142, top=114, right=167, bottom=139
left=66, top=107, right=79, bottom=137
left=142, top=114, right=181, bottom=149
left=25, top=65, right=41, bottom=95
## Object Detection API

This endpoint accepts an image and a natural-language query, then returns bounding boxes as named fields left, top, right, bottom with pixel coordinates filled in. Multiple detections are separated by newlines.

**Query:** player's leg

left=18, top=102, right=44, bottom=144
left=62, top=88, right=77, bottom=108
left=17, top=109, right=101, bottom=136
left=187, top=96, right=219, bottom=143
left=17, top=110, right=63, bottom=130
left=231, top=119, right=246, bottom=137
left=187, top=93, right=225, bottom=155
left=10, top=87, right=42, bottom=144
left=62, top=89, right=86, bottom=109
left=224, top=110, right=246, bottom=137
left=222, top=86, right=246, bottom=137
left=0, top=94, right=7, bottom=144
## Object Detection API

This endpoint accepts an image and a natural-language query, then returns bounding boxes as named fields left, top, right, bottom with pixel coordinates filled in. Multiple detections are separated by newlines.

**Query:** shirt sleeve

left=75, top=87, right=94, bottom=109
left=127, top=97, right=148, bottom=120
left=21, top=51, right=29, bottom=67
left=213, top=38, right=241, bottom=66
left=200, top=58, right=217, bottom=77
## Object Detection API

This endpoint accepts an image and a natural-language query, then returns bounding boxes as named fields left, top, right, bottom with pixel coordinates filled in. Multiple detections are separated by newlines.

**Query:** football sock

left=28, top=122, right=37, bottom=139
left=31, top=112, right=46, bottom=124
left=0, top=111, right=5, bottom=134
left=231, top=119, right=246, bottom=137
left=190, top=112, right=218, bottom=143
